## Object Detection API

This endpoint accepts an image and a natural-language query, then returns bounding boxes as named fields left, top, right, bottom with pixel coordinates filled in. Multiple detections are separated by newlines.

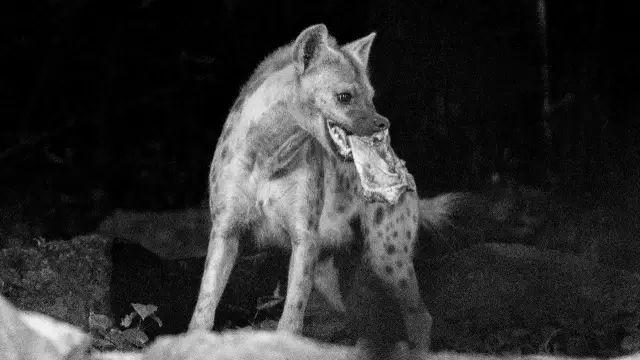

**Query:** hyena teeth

left=328, top=121, right=352, bottom=157
left=372, top=131, right=385, bottom=142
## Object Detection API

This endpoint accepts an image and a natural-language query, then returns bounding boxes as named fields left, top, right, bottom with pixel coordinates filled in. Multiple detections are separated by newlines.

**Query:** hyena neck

left=239, top=64, right=328, bottom=180
left=244, top=68, right=309, bottom=142
left=242, top=65, right=297, bottom=126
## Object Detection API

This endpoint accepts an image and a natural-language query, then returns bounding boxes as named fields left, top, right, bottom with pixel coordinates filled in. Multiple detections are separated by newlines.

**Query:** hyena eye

left=336, top=92, right=353, bottom=104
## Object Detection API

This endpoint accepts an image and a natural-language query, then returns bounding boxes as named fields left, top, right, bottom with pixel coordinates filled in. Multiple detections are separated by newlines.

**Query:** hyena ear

left=293, top=24, right=329, bottom=74
left=342, top=32, right=376, bottom=69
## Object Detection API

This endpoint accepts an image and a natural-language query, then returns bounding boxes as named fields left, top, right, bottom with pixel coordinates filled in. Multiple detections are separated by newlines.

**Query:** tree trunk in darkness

left=536, top=0, right=554, bottom=183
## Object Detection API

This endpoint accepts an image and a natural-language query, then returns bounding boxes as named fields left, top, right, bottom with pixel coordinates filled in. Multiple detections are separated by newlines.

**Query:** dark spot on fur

left=385, top=265, right=393, bottom=275
left=268, top=197, right=274, bottom=206
left=297, top=301, right=304, bottom=311
left=337, top=205, right=346, bottom=213
left=331, top=156, right=337, bottom=168
left=406, top=230, right=412, bottom=240
left=245, top=150, right=257, bottom=172
left=307, top=216, right=318, bottom=230
left=406, top=207, right=411, bottom=216
left=403, top=245, right=408, bottom=253
left=413, top=215, right=418, bottom=223
left=336, top=172, right=350, bottom=193
left=396, top=260, right=404, bottom=268
left=393, top=231, right=398, bottom=238
left=377, top=231, right=383, bottom=238
left=386, top=244, right=396, bottom=254
left=304, top=263, right=312, bottom=276
left=269, top=166, right=291, bottom=180
left=399, top=278, right=409, bottom=289
left=349, top=216, right=363, bottom=240
left=220, top=146, right=228, bottom=161
left=374, top=207, right=384, bottom=225
left=316, top=159, right=325, bottom=189
left=400, top=214, right=405, bottom=222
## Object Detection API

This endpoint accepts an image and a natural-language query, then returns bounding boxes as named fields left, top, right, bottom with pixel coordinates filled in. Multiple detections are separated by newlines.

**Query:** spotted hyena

left=189, top=24, right=461, bottom=350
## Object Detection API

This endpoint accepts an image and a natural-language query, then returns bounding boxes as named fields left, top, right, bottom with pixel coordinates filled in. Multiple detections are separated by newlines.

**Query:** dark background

left=1, top=0, right=639, bottom=242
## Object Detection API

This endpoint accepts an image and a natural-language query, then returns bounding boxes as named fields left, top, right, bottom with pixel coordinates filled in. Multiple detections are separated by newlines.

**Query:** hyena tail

left=417, top=192, right=479, bottom=255
left=417, top=192, right=468, bottom=233
left=418, top=189, right=543, bottom=254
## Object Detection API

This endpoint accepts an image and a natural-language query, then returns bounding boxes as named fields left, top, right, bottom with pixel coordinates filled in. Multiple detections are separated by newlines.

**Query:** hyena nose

left=350, top=110, right=390, bottom=136
left=374, top=115, right=390, bottom=131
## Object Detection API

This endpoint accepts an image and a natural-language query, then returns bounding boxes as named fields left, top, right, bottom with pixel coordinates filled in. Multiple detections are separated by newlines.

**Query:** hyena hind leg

left=189, top=220, right=241, bottom=331
left=366, top=246, right=432, bottom=351
left=313, top=256, right=346, bottom=312
left=364, top=193, right=432, bottom=351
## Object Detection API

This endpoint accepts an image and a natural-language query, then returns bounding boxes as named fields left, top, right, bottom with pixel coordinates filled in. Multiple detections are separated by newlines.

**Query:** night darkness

left=1, top=0, right=639, bottom=241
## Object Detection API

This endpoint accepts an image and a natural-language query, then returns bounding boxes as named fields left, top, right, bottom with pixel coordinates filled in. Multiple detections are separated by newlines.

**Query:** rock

left=0, top=289, right=90, bottom=360
left=142, top=329, right=364, bottom=360
left=418, top=243, right=640, bottom=355
left=0, top=235, right=112, bottom=331
left=97, top=209, right=210, bottom=260
left=0, top=235, right=206, bottom=338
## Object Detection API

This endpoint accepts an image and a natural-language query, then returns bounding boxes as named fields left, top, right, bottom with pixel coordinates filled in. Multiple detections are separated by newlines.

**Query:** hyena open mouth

left=327, top=119, right=416, bottom=204
left=326, top=119, right=354, bottom=160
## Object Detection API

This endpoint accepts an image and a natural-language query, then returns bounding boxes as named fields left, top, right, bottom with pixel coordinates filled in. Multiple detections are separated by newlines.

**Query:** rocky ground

left=2, top=190, right=640, bottom=357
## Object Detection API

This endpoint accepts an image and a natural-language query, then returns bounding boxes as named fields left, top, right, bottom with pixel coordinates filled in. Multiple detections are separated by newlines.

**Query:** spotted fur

left=189, top=24, right=449, bottom=351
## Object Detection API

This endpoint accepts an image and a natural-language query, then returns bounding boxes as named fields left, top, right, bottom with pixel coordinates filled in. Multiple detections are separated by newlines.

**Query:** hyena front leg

left=278, top=235, right=320, bottom=332
left=278, top=163, right=325, bottom=333
left=364, top=191, right=432, bottom=350
left=189, top=211, right=242, bottom=330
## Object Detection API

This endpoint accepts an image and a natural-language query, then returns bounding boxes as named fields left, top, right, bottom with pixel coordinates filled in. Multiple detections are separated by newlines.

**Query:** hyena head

left=291, top=24, right=390, bottom=160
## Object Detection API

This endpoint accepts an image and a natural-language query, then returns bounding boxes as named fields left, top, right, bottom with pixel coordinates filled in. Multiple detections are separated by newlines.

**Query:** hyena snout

left=350, top=110, right=390, bottom=137
left=373, top=114, right=390, bottom=132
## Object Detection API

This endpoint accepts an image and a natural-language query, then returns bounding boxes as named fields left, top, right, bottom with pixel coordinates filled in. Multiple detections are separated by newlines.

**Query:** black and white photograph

left=1, top=1, right=639, bottom=359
